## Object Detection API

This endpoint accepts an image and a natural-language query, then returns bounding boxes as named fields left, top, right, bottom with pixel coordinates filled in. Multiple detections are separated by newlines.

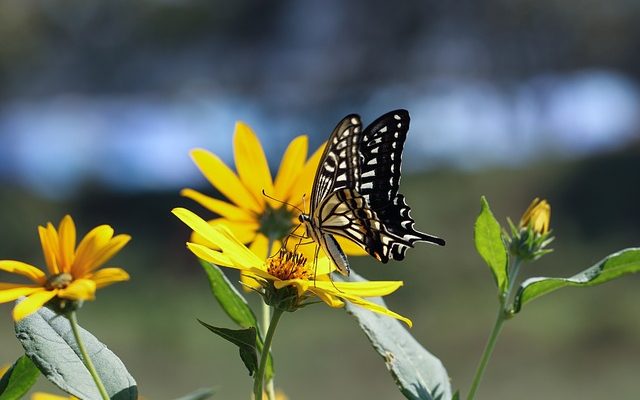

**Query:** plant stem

left=263, top=238, right=276, bottom=400
left=254, top=307, right=284, bottom=400
left=69, top=311, right=110, bottom=400
left=466, top=258, right=522, bottom=400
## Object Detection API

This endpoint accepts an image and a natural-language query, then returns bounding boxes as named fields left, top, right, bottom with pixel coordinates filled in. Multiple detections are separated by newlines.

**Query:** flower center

left=45, top=273, right=73, bottom=290
left=267, top=249, right=311, bottom=281
left=258, top=204, right=295, bottom=240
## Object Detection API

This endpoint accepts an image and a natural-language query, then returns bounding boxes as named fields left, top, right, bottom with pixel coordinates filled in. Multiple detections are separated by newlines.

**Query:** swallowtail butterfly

left=298, top=109, right=445, bottom=275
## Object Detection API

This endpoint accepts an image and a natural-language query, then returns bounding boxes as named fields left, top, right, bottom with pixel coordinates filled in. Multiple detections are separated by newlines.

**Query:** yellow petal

left=310, top=288, right=344, bottom=308
left=13, top=290, right=58, bottom=321
left=174, top=208, right=263, bottom=267
left=187, top=243, right=234, bottom=267
left=190, top=148, right=261, bottom=213
left=38, top=226, right=59, bottom=275
left=87, top=267, right=130, bottom=289
left=338, top=294, right=413, bottom=328
left=242, top=236, right=281, bottom=290
left=31, top=392, right=74, bottom=400
left=181, top=188, right=254, bottom=222
left=57, top=215, right=76, bottom=271
left=313, top=280, right=404, bottom=297
left=273, top=135, right=308, bottom=202
left=206, top=218, right=258, bottom=245
left=82, top=234, right=131, bottom=274
left=73, top=225, right=114, bottom=275
left=0, top=364, right=9, bottom=378
left=336, top=236, right=369, bottom=256
left=57, top=279, right=97, bottom=300
left=233, top=122, right=275, bottom=208
left=288, top=141, right=326, bottom=208
left=0, top=261, right=46, bottom=284
left=0, top=284, right=44, bottom=303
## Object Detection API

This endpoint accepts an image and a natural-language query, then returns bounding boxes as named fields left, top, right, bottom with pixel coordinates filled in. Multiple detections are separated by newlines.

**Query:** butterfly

left=298, top=109, right=445, bottom=275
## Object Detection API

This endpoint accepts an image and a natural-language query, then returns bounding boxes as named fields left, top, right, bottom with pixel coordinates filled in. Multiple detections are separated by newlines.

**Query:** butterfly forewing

left=310, top=115, right=362, bottom=213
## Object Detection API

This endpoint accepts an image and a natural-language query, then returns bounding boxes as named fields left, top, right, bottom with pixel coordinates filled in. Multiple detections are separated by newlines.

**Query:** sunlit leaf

left=198, top=320, right=258, bottom=376
left=15, top=303, right=138, bottom=400
left=0, top=355, right=39, bottom=400
left=339, top=271, right=452, bottom=400
left=513, top=248, right=640, bottom=312
left=474, top=196, right=508, bottom=295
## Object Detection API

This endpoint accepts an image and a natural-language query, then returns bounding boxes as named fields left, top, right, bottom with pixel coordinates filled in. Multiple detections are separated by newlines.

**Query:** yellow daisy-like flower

left=172, top=207, right=412, bottom=327
left=520, top=197, right=551, bottom=234
left=0, top=215, right=131, bottom=321
left=181, top=122, right=365, bottom=257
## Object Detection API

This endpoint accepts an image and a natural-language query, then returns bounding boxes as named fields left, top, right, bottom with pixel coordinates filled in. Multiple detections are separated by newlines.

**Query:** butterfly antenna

left=261, top=190, right=304, bottom=213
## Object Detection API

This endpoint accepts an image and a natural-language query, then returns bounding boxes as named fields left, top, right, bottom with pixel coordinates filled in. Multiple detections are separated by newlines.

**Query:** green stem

left=466, top=258, right=522, bottom=400
left=253, top=307, right=284, bottom=400
left=262, top=238, right=276, bottom=400
left=69, top=311, right=110, bottom=400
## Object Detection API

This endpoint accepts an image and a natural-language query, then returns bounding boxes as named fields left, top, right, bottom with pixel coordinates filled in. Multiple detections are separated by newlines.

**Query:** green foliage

left=198, top=321, right=258, bottom=376
left=200, top=260, right=258, bottom=328
left=474, top=196, right=508, bottom=295
left=340, top=271, right=452, bottom=400
left=199, top=261, right=273, bottom=379
left=0, top=355, right=39, bottom=400
left=14, top=304, right=138, bottom=400
left=513, top=248, right=640, bottom=313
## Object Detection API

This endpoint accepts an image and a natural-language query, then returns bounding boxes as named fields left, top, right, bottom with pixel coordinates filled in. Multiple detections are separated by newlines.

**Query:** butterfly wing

left=358, top=110, right=445, bottom=261
left=317, top=188, right=408, bottom=264
left=309, top=114, right=362, bottom=213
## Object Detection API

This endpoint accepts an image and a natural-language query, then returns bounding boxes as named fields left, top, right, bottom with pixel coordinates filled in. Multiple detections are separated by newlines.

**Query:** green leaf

left=200, top=260, right=258, bottom=328
left=513, top=248, right=640, bottom=313
left=15, top=303, right=138, bottom=400
left=338, top=271, right=453, bottom=400
left=198, top=320, right=258, bottom=376
left=173, top=388, right=215, bottom=400
left=0, top=355, right=40, bottom=399
left=199, top=261, right=274, bottom=380
left=475, top=196, right=509, bottom=294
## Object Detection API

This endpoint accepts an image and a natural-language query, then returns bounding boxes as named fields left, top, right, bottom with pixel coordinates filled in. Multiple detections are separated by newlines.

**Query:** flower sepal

left=262, top=282, right=304, bottom=313
left=506, top=219, right=554, bottom=262
left=47, top=298, right=84, bottom=316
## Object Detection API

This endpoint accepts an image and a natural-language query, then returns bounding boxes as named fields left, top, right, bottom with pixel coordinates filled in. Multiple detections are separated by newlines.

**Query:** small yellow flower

left=181, top=122, right=365, bottom=257
left=0, top=215, right=130, bottom=321
left=520, top=198, right=551, bottom=234
left=173, top=207, right=412, bottom=327
left=31, top=393, right=78, bottom=400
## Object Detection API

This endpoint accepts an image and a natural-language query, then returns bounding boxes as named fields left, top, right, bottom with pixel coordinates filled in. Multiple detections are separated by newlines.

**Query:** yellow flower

left=173, top=207, right=412, bottom=327
left=31, top=393, right=78, bottom=400
left=181, top=122, right=365, bottom=257
left=520, top=198, right=551, bottom=234
left=0, top=215, right=131, bottom=321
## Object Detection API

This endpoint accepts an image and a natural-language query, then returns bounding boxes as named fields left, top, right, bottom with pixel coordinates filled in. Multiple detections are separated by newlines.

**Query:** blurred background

left=1, top=1, right=639, bottom=399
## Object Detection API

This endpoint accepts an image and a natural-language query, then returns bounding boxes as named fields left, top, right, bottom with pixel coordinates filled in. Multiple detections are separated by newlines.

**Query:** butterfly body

left=299, top=110, right=445, bottom=275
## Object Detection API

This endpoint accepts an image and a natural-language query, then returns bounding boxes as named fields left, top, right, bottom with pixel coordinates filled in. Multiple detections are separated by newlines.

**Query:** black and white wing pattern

left=299, top=109, right=445, bottom=276
left=357, top=110, right=445, bottom=261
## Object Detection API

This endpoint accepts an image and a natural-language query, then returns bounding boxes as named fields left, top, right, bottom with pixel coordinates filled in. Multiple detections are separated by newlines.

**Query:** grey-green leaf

left=0, top=355, right=40, bottom=399
left=173, top=388, right=215, bottom=400
left=475, top=196, right=508, bottom=294
left=15, top=304, right=137, bottom=400
left=513, top=248, right=640, bottom=313
left=339, top=271, right=452, bottom=400
left=198, top=321, right=258, bottom=376
left=199, top=261, right=274, bottom=380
